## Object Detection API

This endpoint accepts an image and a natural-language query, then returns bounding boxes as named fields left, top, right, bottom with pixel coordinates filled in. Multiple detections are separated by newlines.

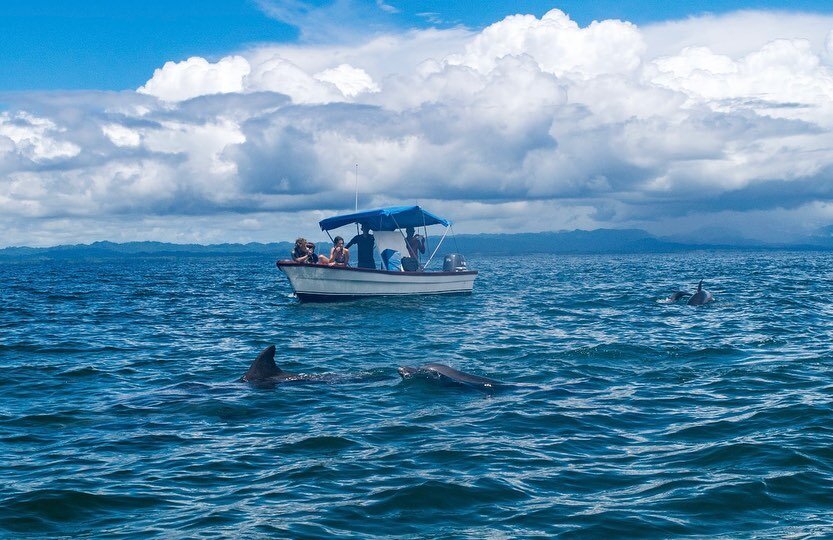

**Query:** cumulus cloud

left=137, top=56, right=251, bottom=101
left=649, top=40, right=833, bottom=124
left=138, top=53, right=382, bottom=104
left=0, top=112, right=81, bottom=162
left=642, top=10, right=833, bottom=59
left=314, top=64, right=380, bottom=96
left=448, top=10, right=645, bottom=79
left=102, top=123, right=141, bottom=147
left=4, top=8, right=833, bottom=246
left=245, top=56, right=345, bottom=103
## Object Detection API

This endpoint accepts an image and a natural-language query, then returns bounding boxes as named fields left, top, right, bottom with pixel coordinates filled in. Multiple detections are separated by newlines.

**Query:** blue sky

left=3, top=2, right=833, bottom=246
left=2, top=0, right=833, bottom=90
left=0, top=1, right=294, bottom=90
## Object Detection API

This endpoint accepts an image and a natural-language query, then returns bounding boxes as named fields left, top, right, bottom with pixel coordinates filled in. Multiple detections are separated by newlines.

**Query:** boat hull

left=276, top=261, right=477, bottom=302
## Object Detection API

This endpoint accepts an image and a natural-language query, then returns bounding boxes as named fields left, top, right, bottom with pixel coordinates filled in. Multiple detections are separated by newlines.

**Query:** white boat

left=277, top=261, right=477, bottom=302
left=276, top=206, right=477, bottom=302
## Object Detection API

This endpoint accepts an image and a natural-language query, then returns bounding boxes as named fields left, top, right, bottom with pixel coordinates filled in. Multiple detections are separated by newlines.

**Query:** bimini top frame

left=318, top=205, right=450, bottom=232
left=318, top=205, right=456, bottom=270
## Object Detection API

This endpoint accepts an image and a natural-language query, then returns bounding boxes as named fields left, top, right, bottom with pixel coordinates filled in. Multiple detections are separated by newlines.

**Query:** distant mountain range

left=2, top=228, right=833, bottom=261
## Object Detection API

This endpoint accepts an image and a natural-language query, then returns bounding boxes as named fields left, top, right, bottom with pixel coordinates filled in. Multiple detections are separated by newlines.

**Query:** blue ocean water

left=1, top=251, right=833, bottom=537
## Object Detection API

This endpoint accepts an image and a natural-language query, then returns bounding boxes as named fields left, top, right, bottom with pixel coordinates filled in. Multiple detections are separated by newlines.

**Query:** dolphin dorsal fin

left=243, top=345, right=283, bottom=381
left=697, top=280, right=703, bottom=291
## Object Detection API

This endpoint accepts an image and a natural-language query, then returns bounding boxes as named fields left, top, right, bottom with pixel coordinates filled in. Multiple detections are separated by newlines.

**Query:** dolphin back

left=423, top=363, right=503, bottom=390
left=242, top=345, right=283, bottom=382
left=398, top=366, right=419, bottom=379
left=687, top=282, right=714, bottom=306
left=669, top=291, right=691, bottom=302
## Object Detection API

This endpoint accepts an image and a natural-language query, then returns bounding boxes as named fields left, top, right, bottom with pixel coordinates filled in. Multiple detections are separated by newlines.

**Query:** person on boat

left=346, top=224, right=376, bottom=269
left=293, top=238, right=327, bottom=264
left=405, top=226, right=426, bottom=260
left=401, top=226, right=425, bottom=271
left=327, top=236, right=350, bottom=267
left=307, top=242, right=329, bottom=264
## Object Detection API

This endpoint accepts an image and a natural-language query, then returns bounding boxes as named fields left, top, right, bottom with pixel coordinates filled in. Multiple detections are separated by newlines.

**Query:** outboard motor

left=443, top=253, right=468, bottom=272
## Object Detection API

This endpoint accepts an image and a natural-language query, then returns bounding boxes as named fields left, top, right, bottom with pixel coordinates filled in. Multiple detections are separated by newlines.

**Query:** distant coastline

left=3, top=228, right=833, bottom=261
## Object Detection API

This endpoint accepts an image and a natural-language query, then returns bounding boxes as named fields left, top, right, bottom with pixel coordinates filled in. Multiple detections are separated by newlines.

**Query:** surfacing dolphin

left=240, top=345, right=303, bottom=384
left=659, top=290, right=692, bottom=304
left=687, top=280, right=714, bottom=306
left=240, top=345, right=393, bottom=386
left=398, top=363, right=505, bottom=392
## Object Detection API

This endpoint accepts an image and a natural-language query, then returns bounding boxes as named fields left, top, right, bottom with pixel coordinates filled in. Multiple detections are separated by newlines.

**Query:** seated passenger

left=328, top=236, right=350, bottom=267
left=292, top=238, right=310, bottom=263
left=292, top=238, right=328, bottom=264
left=307, top=242, right=329, bottom=264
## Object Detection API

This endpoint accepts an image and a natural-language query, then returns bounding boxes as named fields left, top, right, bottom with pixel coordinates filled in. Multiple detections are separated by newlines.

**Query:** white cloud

left=648, top=39, right=833, bottom=127
left=375, top=0, right=398, bottom=14
left=6, top=8, right=833, bottom=246
left=314, top=64, right=380, bottom=96
left=138, top=53, right=383, bottom=104
left=102, top=123, right=141, bottom=147
left=0, top=112, right=81, bottom=162
left=255, top=0, right=407, bottom=42
left=450, top=9, right=645, bottom=78
left=137, top=56, right=251, bottom=101
left=245, top=27, right=473, bottom=82
left=245, top=56, right=344, bottom=103
left=142, top=118, right=246, bottom=178
left=0, top=159, right=179, bottom=219
left=448, top=9, right=645, bottom=79
left=642, top=10, right=833, bottom=59
left=825, top=29, right=833, bottom=64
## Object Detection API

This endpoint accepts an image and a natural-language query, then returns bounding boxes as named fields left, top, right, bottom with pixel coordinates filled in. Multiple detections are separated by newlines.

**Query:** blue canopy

left=319, top=205, right=450, bottom=231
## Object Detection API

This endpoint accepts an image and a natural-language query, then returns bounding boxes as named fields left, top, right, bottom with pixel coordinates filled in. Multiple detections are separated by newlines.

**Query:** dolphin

left=240, top=345, right=301, bottom=383
left=397, top=363, right=504, bottom=392
left=240, top=345, right=393, bottom=386
left=660, top=290, right=692, bottom=303
left=687, top=280, right=714, bottom=306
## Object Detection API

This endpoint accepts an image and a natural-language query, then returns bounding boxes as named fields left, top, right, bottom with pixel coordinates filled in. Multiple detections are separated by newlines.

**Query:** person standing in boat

left=346, top=224, right=376, bottom=269
left=400, top=226, right=425, bottom=271
left=405, top=227, right=425, bottom=261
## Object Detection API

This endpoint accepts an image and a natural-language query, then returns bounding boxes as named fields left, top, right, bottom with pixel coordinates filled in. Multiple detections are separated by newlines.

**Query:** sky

left=3, top=0, right=833, bottom=246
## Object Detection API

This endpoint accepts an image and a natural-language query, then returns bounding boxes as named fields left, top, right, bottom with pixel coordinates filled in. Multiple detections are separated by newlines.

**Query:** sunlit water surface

left=1, top=252, right=833, bottom=537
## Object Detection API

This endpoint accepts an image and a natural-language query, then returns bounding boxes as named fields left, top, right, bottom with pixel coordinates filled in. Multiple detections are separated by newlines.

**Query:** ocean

left=1, top=251, right=832, bottom=537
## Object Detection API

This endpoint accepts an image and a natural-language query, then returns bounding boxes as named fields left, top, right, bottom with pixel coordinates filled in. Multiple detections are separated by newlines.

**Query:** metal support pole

left=355, top=164, right=360, bottom=236
left=423, top=225, right=450, bottom=270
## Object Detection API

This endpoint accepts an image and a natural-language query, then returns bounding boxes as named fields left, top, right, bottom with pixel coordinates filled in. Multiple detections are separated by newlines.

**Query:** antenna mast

left=355, top=164, right=359, bottom=235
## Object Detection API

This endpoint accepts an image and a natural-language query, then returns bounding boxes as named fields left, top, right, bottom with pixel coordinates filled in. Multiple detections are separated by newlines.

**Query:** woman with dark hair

left=327, top=236, right=350, bottom=266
